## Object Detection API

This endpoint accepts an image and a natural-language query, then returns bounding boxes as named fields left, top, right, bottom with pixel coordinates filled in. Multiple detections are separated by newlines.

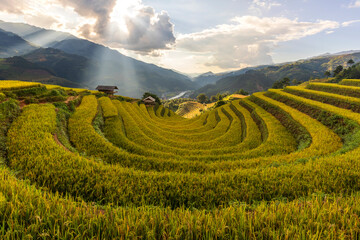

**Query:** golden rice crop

left=339, top=78, right=360, bottom=87
left=5, top=79, right=360, bottom=238
left=0, top=80, right=41, bottom=91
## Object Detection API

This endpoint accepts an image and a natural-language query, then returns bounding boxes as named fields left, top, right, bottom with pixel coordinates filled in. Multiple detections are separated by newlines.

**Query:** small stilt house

left=96, top=85, right=118, bottom=95
left=142, top=96, right=156, bottom=106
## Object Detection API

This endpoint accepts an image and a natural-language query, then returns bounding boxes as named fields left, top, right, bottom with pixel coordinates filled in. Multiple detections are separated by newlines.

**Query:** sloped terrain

left=0, top=21, right=198, bottom=98
left=2, top=79, right=360, bottom=238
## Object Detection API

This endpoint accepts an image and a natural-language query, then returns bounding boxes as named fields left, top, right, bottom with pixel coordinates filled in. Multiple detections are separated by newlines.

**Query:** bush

left=24, top=98, right=39, bottom=104
left=214, top=100, right=226, bottom=108
left=0, top=92, right=5, bottom=101
left=8, top=86, right=47, bottom=97
left=197, top=93, right=208, bottom=104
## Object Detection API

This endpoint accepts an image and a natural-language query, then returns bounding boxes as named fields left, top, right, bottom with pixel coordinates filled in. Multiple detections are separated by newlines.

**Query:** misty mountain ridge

left=0, top=56, right=81, bottom=87
left=1, top=20, right=360, bottom=98
left=192, top=51, right=360, bottom=98
left=0, top=21, right=198, bottom=97
left=0, top=28, right=37, bottom=58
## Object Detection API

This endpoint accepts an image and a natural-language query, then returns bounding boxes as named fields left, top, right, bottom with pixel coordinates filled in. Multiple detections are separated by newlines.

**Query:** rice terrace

left=1, top=0, right=360, bottom=239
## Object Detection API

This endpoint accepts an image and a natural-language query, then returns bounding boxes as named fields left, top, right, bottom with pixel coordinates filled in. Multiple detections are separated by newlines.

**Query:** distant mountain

left=48, top=38, right=198, bottom=96
left=0, top=20, right=75, bottom=47
left=192, top=52, right=360, bottom=98
left=312, top=50, right=360, bottom=58
left=0, top=28, right=37, bottom=58
left=0, top=21, right=198, bottom=97
left=22, top=48, right=91, bottom=87
left=0, top=56, right=81, bottom=87
left=191, top=70, right=273, bottom=98
left=193, top=66, right=271, bottom=87
left=193, top=72, right=220, bottom=87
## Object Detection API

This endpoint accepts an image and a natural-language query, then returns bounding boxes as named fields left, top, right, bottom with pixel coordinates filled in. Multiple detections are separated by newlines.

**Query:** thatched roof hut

left=96, top=85, right=118, bottom=95
left=142, top=96, right=156, bottom=105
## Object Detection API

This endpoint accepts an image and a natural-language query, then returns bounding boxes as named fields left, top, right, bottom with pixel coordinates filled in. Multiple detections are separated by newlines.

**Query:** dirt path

left=65, top=95, right=79, bottom=104
left=54, top=134, right=71, bottom=152
left=18, top=95, right=79, bottom=109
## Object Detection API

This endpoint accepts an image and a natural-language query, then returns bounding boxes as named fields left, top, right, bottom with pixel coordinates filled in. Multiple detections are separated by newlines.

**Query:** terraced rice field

left=176, top=101, right=215, bottom=118
left=2, top=79, right=360, bottom=238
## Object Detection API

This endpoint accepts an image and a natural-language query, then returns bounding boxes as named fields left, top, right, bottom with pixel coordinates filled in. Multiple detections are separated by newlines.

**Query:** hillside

left=0, top=21, right=198, bottom=98
left=176, top=101, right=215, bottom=118
left=2, top=78, right=360, bottom=237
left=22, top=48, right=92, bottom=87
left=0, top=57, right=82, bottom=87
left=0, top=28, right=37, bottom=58
left=49, top=39, right=198, bottom=96
left=194, top=52, right=360, bottom=97
left=191, top=70, right=273, bottom=97
left=193, top=65, right=269, bottom=87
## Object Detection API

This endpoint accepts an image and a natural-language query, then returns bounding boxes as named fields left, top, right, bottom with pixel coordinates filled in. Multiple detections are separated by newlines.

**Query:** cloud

left=249, top=0, right=281, bottom=15
left=177, top=16, right=339, bottom=69
left=57, top=0, right=175, bottom=54
left=252, top=0, right=281, bottom=9
left=0, top=0, right=176, bottom=54
left=348, top=0, right=360, bottom=8
left=0, top=0, right=28, bottom=14
left=105, top=8, right=175, bottom=53
left=59, top=0, right=118, bottom=36
left=342, top=19, right=360, bottom=27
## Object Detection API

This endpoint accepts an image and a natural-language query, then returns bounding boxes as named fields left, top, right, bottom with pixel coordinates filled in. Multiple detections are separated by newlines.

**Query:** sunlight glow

left=110, top=0, right=140, bottom=34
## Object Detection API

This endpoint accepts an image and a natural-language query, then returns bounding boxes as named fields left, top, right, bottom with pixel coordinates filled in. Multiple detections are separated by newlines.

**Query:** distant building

left=142, top=96, right=156, bottom=106
left=96, top=85, right=118, bottom=95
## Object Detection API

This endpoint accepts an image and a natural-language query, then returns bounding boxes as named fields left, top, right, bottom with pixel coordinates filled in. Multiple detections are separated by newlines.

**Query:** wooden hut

left=96, top=85, right=118, bottom=95
left=142, top=96, right=156, bottom=106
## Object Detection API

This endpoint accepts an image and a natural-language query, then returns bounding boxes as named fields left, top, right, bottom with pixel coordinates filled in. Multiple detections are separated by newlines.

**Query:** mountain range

left=191, top=52, right=360, bottom=98
left=0, top=20, right=198, bottom=97
left=0, top=20, right=359, bottom=98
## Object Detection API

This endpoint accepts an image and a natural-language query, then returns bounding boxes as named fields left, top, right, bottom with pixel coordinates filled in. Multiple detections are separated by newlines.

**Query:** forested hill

left=192, top=52, right=360, bottom=97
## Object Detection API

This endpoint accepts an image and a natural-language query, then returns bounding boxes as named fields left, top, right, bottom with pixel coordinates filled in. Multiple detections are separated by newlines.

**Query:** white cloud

left=252, top=0, right=281, bottom=9
left=249, top=0, right=281, bottom=15
left=348, top=0, right=360, bottom=8
left=0, top=0, right=176, bottom=54
left=342, top=19, right=360, bottom=27
left=177, top=16, right=339, bottom=69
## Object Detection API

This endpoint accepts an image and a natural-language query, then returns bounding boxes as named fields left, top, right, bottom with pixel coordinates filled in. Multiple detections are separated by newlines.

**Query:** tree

left=348, top=59, right=355, bottom=66
left=272, top=77, right=290, bottom=89
left=197, top=93, right=208, bottom=104
left=214, top=100, right=226, bottom=108
left=210, top=95, right=218, bottom=102
left=292, top=79, right=301, bottom=85
left=235, top=89, right=249, bottom=95
left=324, top=71, right=331, bottom=78
left=142, top=92, right=161, bottom=104
left=333, top=65, right=343, bottom=77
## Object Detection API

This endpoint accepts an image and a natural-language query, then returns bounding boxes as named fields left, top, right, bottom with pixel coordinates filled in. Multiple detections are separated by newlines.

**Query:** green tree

left=210, top=95, right=218, bottom=102
left=197, top=93, right=208, bottom=104
left=333, top=65, right=344, bottom=77
left=348, top=59, right=355, bottom=66
left=272, top=77, right=291, bottom=89
left=142, top=92, right=161, bottom=104
left=235, top=89, right=249, bottom=95
left=214, top=100, right=226, bottom=108
left=324, top=71, right=331, bottom=78
left=291, top=79, right=301, bottom=85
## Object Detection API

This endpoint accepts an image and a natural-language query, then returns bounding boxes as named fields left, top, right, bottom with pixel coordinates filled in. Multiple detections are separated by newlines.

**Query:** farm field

left=2, top=79, right=360, bottom=238
left=176, top=101, right=215, bottom=118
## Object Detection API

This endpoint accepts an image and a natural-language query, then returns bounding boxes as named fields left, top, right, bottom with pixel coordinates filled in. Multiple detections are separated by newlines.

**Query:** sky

left=0, top=0, right=359, bottom=74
